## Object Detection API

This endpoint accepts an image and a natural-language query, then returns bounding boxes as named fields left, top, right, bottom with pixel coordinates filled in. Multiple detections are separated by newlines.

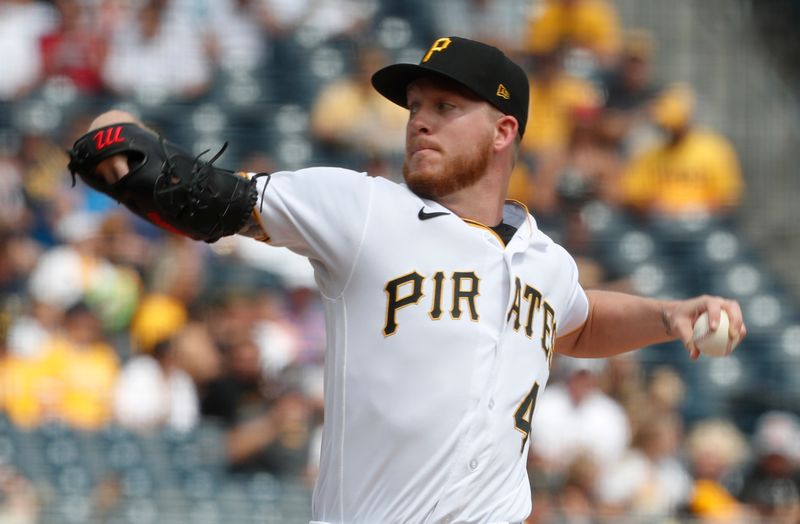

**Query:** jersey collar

left=459, top=200, right=535, bottom=249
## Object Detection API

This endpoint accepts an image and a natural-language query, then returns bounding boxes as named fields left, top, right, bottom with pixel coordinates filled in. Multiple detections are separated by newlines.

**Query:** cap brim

left=371, top=63, right=469, bottom=109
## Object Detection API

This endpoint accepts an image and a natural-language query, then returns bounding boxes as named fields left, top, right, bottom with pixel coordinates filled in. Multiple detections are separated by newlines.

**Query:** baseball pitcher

left=68, top=37, right=746, bottom=524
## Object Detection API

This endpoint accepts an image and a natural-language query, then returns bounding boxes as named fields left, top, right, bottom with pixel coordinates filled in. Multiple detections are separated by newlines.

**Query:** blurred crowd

left=0, top=0, right=798, bottom=522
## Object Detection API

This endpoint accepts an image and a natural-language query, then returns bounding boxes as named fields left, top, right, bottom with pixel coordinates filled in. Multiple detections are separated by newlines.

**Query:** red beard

left=403, top=131, right=493, bottom=199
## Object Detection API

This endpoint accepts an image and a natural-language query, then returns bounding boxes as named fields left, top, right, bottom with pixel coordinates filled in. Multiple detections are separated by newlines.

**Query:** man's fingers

left=721, top=300, right=747, bottom=341
left=705, top=301, right=723, bottom=330
left=673, top=318, right=700, bottom=359
left=89, top=110, right=140, bottom=132
left=96, top=155, right=130, bottom=184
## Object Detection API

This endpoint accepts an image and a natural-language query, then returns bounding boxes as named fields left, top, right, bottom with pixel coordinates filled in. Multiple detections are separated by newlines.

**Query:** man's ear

left=494, top=115, right=519, bottom=151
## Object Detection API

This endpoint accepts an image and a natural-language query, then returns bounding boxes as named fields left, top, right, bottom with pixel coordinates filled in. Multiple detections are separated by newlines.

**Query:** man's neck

left=435, top=168, right=509, bottom=226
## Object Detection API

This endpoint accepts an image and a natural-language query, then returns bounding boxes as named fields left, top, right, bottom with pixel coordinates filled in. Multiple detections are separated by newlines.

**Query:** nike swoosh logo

left=418, top=207, right=450, bottom=221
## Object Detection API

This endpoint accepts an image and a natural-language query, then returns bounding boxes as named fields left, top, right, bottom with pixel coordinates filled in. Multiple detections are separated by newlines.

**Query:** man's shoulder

left=277, top=167, right=412, bottom=195
left=282, top=166, right=366, bottom=179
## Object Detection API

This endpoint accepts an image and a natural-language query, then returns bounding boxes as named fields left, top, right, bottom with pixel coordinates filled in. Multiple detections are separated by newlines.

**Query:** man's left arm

left=556, top=289, right=747, bottom=360
left=68, top=110, right=260, bottom=243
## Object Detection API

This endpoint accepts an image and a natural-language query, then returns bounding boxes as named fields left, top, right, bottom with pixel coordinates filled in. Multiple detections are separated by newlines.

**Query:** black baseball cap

left=371, top=36, right=529, bottom=137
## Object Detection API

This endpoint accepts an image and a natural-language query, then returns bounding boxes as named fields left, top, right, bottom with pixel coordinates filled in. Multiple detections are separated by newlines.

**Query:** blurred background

left=1, top=0, right=799, bottom=522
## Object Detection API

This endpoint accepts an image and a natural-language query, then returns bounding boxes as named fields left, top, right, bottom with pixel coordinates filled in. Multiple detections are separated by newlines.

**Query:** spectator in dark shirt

left=201, top=336, right=317, bottom=482
left=737, top=412, right=800, bottom=523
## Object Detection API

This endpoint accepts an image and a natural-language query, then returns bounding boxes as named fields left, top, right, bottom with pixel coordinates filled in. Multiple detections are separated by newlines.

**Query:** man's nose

left=408, top=110, right=431, bottom=135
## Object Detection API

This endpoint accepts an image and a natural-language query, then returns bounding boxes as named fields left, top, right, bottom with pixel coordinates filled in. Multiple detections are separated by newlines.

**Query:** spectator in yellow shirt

left=522, top=49, right=600, bottom=158
left=525, top=0, right=622, bottom=68
left=620, top=84, right=744, bottom=218
left=2, top=302, right=119, bottom=430
left=517, top=49, right=599, bottom=218
left=310, top=46, right=408, bottom=175
left=684, top=418, right=752, bottom=522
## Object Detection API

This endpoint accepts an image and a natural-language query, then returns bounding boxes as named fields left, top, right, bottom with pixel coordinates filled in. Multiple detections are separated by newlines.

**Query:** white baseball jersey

left=251, top=167, right=589, bottom=524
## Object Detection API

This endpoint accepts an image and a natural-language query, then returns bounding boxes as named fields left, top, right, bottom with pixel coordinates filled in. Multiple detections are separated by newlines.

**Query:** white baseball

left=692, top=310, right=738, bottom=357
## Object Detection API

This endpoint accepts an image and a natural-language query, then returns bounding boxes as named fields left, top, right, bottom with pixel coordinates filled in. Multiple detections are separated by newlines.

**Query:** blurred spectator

left=201, top=337, right=317, bottom=482
left=201, top=336, right=272, bottom=430
left=736, top=411, right=800, bottom=523
left=684, top=418, right=751, bottom=522
left=16, top=130, right=73, bottom=245
left=0, top=464, right=39, bottom=524
left=619, top=84, right=745, bottom=219
left=619, top=365, right=687, bottom=458
left=644, top=365, right=687, bottom=416
left=549, top=452, right=600, bottom=523
left=204, top=0, right=271, bottom=74
left=40, top=301, right=119, bottom=430
left=283, top=284, right=326, bottom=367
left=2, top=301, right=119, bottom=430
left=521, top=48, right=599, bottom=163
left=39, top=0, right=107, bottom=94
left=597, top=411, right=692, bottom=519
left=102, top=0, right=212, bottom=101
left=0, top=0, right=56, bottom=100
left=260, top=0, right=372, bottom=42
left=26, top=211, right=141, bottom=338
left=525, top=0, right=622, bottom=69
left=261, top=385, right=319, bottom=485
left=10, top=212, right=105, bottom=357
left=168, top=321, right=222, bottom=393
left=432, top=0, right=530, bottom=51
left=96, top=211, right=152, bottom=275
left=128, top=293, right=187, bottom=356
left=248, top=0, right=302, bottom=38
left=147, top=235, right=207, bottom=306
left=251, top=287, right=303, bottom=378
left=4, top=299, right=53, bottom=363
left=310, top=46, right=407, bottom=172
left=0, top=233, right=40, bottom=299
left=113, top=325, right=201, bottom=434
left=232, top=237, right=313, bottom=382
left=529, top=356, right=630, bottom=476
left=0, top=135, right=30, bottom=235
left=529, top=101, right=623, bottom=216
left=597, top=352, right=647, bottom=414
left=600, top=29, right=663, bottom=156
left=203, top=289, right=260, bottom=349
left=371, top=0, right=438, bottom=45
left=603, top=30, right=659, bottom=111
left=0, top=306, right=10, bottom=413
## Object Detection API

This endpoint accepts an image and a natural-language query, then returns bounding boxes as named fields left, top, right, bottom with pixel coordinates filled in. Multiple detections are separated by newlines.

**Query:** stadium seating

left=0, top=416, right=312, bottom=523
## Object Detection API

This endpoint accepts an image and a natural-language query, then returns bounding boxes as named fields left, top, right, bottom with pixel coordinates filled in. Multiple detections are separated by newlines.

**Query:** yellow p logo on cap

left=422, top=37, right=452, bottom=63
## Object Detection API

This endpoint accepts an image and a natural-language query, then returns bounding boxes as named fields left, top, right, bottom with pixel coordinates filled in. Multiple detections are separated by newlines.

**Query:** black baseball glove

left=67, top=123, right=259, bottom=243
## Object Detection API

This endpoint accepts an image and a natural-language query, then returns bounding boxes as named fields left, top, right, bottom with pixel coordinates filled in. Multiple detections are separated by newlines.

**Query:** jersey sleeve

left=555, top=245, right=589, bottom=337
left=251, top=167, right=373, bottom=296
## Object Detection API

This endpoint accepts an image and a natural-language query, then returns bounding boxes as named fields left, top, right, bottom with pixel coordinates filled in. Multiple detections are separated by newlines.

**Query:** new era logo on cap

left=371, top=36, right=529, bottom=137
left=496, top=84, right=510, bottom=100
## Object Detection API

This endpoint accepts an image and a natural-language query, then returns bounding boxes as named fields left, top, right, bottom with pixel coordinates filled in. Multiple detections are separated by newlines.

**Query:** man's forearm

left=558, top=289, right=677, bottom=358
